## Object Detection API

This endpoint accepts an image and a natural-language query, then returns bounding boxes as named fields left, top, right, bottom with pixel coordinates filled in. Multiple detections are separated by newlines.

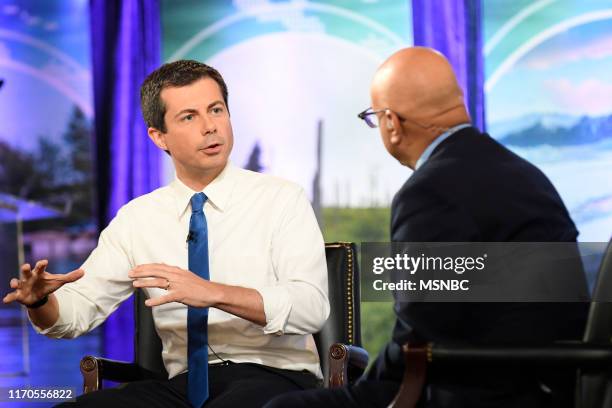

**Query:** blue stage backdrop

left=90, top=0, right=162, bottom=367
left=0, top=0, right=100, bottom=401
left=412, top=0, right=486, bottom=131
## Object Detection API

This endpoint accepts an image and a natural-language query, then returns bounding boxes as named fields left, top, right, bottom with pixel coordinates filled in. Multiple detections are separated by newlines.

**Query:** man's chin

left=197, top=157, right=229, bottom=174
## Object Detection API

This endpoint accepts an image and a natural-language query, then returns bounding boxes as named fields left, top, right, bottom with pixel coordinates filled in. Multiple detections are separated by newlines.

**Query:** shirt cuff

left=256, top=285, right=292, bottom=335
left=28, top=288, right=73, bottom=337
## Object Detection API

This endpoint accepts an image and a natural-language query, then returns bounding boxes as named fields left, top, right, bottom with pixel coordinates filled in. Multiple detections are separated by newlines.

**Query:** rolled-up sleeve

left=29, top=207, right=135, bottom=338
left=258, top=187, right=330, bottom=335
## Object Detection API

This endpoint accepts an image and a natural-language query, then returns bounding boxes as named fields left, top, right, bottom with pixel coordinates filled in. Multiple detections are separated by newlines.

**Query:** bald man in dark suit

left=266, top=47, right=588, bottom=408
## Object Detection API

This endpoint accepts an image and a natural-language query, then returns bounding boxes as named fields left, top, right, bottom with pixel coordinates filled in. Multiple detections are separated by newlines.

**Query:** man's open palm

left=2, top=260, right=84, bottom=306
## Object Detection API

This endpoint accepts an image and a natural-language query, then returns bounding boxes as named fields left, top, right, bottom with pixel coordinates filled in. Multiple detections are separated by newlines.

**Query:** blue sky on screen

left=0, top=0, right=92, bottom=152
left=484, top=0, right=612, bottom=123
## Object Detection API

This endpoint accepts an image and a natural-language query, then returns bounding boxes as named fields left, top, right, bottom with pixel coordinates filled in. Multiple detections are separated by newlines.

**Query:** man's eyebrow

left=174, top=108, right=198, bottom=119
left=208, top=100, right=225, bottom=109
left=173, top=101, right=225, bottom=118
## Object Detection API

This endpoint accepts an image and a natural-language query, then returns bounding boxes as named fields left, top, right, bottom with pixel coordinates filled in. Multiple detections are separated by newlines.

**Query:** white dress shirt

left=31, top=163, right=330, bottom=379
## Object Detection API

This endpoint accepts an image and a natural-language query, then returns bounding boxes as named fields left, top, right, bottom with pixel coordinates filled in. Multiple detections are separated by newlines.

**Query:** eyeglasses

left=357, top=107, right=396, bottom=129
left=357, top=107, right=449, bottom=132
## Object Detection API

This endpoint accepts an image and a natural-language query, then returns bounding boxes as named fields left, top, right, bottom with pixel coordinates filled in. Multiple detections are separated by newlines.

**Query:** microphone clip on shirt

left=186, top=231, right=195, bottom=243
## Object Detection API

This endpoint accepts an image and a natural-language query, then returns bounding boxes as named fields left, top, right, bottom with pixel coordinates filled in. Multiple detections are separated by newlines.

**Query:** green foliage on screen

left=322, top=207, right=390, bottom=243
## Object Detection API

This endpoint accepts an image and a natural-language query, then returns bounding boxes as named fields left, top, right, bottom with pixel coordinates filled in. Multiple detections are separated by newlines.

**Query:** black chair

left=391, top=238, right=612, bottom=408
left=80, top=242, right=369, bottom=393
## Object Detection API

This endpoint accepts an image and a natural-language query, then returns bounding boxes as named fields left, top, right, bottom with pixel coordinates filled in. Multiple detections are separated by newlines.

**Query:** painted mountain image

left=494, top=113, right=612, bottom=147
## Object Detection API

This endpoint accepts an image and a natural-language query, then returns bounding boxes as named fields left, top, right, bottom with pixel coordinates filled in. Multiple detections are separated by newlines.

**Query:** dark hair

left=140, top=60, right=229, bottom=133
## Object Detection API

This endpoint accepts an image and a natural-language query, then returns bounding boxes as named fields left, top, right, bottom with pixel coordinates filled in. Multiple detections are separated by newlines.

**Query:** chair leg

left=388, top=344, right=428, bottom=408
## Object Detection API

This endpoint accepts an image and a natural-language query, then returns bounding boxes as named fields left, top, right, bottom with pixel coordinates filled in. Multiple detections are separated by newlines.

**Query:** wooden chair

left=80, top=242, right=369, bottom=392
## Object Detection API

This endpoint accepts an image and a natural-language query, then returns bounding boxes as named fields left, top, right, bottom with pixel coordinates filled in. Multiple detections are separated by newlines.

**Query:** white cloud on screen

left=544, top=78, right=612, bottom=116
left=523, top=34, right=612, bottom=69
left=233, top=0, right=325, bottom=33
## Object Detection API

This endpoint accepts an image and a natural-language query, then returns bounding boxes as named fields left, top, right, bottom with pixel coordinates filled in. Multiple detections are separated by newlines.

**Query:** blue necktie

left=187, top=192, right=209, bottom=408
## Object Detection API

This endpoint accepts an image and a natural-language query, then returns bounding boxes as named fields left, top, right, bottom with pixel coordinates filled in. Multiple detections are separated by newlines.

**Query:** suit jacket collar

left=426, top=125, right=481, bottom=164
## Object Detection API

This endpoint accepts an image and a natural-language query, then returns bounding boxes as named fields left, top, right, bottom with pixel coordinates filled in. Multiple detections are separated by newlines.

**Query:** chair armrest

left=80, top=356, right=166, bottom=394
left=328, top=343, right=369, bottom=388
left=430, top=342, right=612, bottom=368
left=389, top=342, right=612, bottom=408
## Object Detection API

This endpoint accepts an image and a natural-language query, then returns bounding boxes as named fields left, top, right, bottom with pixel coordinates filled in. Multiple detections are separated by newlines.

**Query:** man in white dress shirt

left=3, top=60, right=330, bottom=408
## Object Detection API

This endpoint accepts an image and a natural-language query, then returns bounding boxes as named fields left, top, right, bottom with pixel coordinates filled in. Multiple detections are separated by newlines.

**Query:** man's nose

left=201, top=115, right=216, bottom=135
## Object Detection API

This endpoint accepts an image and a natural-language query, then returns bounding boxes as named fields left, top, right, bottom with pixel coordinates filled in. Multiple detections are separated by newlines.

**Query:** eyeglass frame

left=357, top=107, right=449, bottom=133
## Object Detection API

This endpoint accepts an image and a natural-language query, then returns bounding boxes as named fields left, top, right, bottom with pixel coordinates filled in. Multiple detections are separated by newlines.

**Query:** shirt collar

left=170, top=161, right=236, bottom=219
left=415, top=123, right=471, bottom=170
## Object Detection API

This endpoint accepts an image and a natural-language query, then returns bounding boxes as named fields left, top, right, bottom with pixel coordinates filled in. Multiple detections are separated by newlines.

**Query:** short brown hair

left=140, top=60, right=229, bottom=133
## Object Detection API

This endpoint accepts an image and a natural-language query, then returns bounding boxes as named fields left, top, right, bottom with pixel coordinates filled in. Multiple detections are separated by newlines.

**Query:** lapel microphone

left=186, top=231, right=195, bottom=243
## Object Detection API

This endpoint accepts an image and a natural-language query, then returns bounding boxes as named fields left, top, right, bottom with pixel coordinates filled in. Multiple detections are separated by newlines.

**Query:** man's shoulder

left=233, top=167, right=304, bottom=196
left=428, top=128, right=535, bottom=171
left=115, top=185, right=174, bottom=215
left=392, top=129, right=528, bottom=210
left=416, top=128, right=550, bottom=190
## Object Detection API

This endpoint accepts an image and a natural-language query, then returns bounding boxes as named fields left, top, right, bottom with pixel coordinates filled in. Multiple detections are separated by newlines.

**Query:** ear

left=147, top=127, right=168, bottom=151
left=386, top=111, right=402, bottom=145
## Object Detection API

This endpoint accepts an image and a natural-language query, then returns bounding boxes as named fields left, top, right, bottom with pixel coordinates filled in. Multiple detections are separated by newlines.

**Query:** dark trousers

left=264, top=380, right=563, bottom=408
left=57, top=362, right=319, bottom=408
left=264, top=379, right=399, bottom=408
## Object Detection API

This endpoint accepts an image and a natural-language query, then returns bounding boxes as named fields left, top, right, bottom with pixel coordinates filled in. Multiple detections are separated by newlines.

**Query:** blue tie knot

left=190, top=192, right=208, bottom=213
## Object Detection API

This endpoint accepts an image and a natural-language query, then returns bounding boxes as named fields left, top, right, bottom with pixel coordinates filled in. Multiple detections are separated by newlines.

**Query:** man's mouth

left=201, top=143, right=223, bottom=154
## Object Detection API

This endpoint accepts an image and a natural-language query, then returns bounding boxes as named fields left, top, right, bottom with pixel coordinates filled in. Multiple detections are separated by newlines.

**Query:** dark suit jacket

left=364, top=127, right=588, bottom=407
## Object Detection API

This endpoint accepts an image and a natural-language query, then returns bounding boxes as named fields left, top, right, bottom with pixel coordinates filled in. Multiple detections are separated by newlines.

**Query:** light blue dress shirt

left=415, top=123, right=472, bottom=170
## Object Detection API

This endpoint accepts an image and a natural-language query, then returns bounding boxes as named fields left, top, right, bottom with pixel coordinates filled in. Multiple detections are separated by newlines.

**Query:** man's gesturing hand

left=129, top=263, right=222, bottom=308
left=2, top=260, right=84, bottom=307
left=130, top=263, right=266, bottom=326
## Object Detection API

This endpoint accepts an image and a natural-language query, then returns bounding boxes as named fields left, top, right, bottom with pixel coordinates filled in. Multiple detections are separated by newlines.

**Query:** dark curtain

left=90, top=0, right=162, bottom=362
left=411, top=0, right=486, bottom=131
